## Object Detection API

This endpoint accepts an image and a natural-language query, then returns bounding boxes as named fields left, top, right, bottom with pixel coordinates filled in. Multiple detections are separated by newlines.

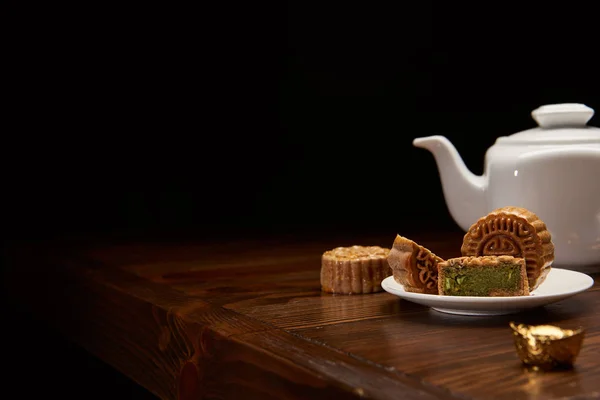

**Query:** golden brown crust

left=460, top=206, right=554, bottom=291
left=487, top=287, right=528, bottom=297
left=387, top=235, right=444, bottom=294
left=320, top=245, right=391, bottom=294
left=437, top=255, right=530, bottom=296
left=438, top=255, right=524, bottom=268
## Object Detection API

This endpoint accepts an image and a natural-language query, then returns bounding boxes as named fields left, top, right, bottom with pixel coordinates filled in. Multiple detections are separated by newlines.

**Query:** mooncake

left=320, top=245, right=391, bottom=294
left=437, top=255, right=529, bottom=297
left=387, top=234, right=445, bottom=294
left=461, top=206, right=554, bottom=290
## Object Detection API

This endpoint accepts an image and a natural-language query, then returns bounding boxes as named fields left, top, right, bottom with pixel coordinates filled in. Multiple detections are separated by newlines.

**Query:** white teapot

left=413, top=103, right=600, bottom=270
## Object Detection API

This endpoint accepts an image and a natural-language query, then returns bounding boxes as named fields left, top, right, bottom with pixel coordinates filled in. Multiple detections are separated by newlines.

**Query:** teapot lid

left=496, top=103, right=600, bottom=145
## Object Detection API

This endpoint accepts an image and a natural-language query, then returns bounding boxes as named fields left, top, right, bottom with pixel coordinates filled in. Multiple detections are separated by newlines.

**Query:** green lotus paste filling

left=441, top=262, right=522, bottom=296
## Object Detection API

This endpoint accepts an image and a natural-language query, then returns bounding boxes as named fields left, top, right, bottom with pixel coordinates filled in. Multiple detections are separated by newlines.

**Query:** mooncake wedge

left=387, top=234, right=444, bottom=294
left=437, top=255, right=530, bottom=297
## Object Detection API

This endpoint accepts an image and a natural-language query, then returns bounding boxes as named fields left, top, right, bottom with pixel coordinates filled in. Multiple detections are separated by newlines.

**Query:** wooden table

left=5, top=230, right=599, bottom=400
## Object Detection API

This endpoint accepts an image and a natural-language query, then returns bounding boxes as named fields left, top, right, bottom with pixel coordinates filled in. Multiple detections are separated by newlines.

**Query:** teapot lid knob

left=531, top=103, right=594, bottom=129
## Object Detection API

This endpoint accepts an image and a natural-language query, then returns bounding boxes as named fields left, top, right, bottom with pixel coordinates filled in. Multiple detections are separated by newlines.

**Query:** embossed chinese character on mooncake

left=461, top=206, right=555, bottom=291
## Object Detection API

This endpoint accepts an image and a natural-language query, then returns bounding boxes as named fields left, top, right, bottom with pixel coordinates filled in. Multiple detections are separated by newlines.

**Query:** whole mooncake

left=387, top=234, right=445, bottom=294
left=461, top=206, right=555, bottom=291
left=320, top=245, right=391, bottom=294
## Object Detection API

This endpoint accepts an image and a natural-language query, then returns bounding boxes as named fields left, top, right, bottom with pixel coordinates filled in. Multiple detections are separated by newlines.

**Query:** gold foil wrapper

left=509, top=322, right=585, bottom=370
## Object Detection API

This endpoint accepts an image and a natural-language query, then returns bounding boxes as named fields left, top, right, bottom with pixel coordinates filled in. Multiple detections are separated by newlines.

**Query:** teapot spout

left=413, top=135, right=487, bottom=231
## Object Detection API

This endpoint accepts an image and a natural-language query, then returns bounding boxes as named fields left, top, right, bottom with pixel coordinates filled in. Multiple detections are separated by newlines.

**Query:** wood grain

left=293, top=292, right=600, bottom=399
left=5, top=230, right=599, bottom=400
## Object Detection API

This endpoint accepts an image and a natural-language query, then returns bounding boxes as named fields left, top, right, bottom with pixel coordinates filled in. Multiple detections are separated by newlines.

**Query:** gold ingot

left=509, top=322, right=585, bottom=370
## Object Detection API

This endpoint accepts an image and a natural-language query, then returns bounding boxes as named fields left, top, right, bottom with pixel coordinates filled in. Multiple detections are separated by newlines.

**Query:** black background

left=5, top=2, right=599, bottom=398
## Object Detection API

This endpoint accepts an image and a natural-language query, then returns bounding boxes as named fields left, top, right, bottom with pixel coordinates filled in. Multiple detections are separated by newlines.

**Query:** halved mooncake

left=437, top=255, right=529, bottom=297
left=461, top=206, right=554, bottom=291
left=320, top=245, right=391, bottom=294
left=387, top=234, right=445, bottom=294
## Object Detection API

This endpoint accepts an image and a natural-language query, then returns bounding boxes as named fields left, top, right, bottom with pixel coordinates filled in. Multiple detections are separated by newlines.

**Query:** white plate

left=381, top=268, right=594, bottom=316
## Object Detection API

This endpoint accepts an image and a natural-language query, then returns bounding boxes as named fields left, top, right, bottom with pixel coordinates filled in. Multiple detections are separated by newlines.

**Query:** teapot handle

left=531, top=103, right=594, bottom=129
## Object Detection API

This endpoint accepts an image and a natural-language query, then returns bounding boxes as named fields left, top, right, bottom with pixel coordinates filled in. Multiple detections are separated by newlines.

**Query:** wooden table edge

left=6, top=249, right=469, bottom=400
